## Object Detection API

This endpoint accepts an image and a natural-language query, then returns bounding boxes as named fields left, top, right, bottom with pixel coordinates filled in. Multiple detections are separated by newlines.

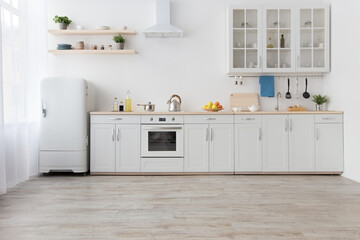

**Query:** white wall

left=47, top=0, right=326, bottom=112
left=324, top=0, right=360, bottom=182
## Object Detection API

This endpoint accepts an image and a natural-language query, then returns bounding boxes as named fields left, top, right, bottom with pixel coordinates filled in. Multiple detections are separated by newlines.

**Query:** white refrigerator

left=40, top=78, right=94, bottom=173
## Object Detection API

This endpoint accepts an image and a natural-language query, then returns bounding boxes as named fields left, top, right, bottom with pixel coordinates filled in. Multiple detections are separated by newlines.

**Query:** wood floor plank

left=0, top=175, right=360, bottom=239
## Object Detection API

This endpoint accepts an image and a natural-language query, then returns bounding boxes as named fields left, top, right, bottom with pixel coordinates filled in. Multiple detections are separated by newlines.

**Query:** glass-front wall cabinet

left=263, top=8, right=295, bottom=72
left=297, top=7, right=329, bottom=72
left=227, top=5, right=329, bottom=74
left=229, top=7, right=261, bottom=73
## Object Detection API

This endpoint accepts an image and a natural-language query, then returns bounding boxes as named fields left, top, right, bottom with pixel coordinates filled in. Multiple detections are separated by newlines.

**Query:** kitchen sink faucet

left=275, top=92, right=282, bottom=111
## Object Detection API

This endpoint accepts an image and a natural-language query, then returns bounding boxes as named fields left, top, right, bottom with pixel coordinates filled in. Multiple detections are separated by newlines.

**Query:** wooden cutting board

left=230, top=93, right=259, bottom=110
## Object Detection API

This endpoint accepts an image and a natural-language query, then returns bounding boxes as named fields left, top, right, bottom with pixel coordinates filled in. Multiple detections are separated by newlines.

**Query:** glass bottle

left=113, top=98, right=118, bottom=111
left=267, top=37, right=273, bottom=48
left=119, top=101, right=124, bottom=112
left=280, top=34, right=285, bottom=48
left=125, top=90, right=131, bottom=112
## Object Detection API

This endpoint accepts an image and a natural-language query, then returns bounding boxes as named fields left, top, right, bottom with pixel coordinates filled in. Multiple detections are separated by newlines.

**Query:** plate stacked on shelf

left=57, top=44, right=72, bottom=50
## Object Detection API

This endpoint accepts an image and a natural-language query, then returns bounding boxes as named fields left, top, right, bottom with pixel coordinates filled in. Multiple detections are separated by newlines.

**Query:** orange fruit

left=215, top=102, right=220, bottom=106
left=218, top=105, right=223, bottom=109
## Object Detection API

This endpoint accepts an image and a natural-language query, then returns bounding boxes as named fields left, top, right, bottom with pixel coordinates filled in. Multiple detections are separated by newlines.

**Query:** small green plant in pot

left=113, top=34, right=126, bottom=50
left=312, top=94, right=328, bottom=111
left=53, top=15, right=72, bottom=30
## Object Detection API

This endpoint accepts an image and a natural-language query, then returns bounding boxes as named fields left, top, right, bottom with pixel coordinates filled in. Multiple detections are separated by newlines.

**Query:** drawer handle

left=203, top=117, right=216, bottom=120
left=241, top=118, right=255, bottom=121
left=109, top=117, right=123, bottom=120
left=322, top=117, right=334, bottom=120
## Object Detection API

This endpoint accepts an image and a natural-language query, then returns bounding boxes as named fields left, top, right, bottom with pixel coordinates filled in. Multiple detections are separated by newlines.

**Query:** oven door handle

left=143, top=127, right=183, bottom=130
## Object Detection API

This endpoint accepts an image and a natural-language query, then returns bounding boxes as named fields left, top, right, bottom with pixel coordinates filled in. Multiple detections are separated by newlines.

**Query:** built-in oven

left=140, top=116, right=184, bottom=158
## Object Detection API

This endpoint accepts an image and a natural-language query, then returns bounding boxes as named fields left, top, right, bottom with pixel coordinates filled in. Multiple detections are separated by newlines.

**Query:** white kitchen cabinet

left=227, top=6, right=262, bottom=74
left=184, top=116, right=234, bottom=173
left=315, top=123, right=344, bottom=172
left=289, top=115, right=315, bottom=171
left=90, top=117, right=141, bottom=173
left=235, top=124, right=262, bottom=172
left=90, top=124, right=116, bottom=172
left=184, top=124, right=209, bottom=172
left=263, top=6, right=296, bottom=72
left=227, top=4, right=330, bottom=74
left=209, top=124, right=234, bottom=172
left=262, top=115, right=289, bottom=171
left=115, top=125, right=140, bottom=172
left=296, top=5, right=330, bottom=72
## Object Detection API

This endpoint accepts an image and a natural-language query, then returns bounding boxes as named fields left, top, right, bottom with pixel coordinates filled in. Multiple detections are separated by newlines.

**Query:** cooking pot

left=167, top=94, right=182, bottom=112
left=137, top=102, right=155, bottom=112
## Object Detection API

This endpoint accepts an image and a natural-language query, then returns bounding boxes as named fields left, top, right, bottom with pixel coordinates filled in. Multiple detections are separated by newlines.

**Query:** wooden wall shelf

left=48, top=49, right=137, bottom=55
left=48, top=29, right=137, bottom=36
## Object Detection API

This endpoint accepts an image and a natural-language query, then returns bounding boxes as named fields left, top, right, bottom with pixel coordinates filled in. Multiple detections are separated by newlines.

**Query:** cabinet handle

left=259, top=128, right=261, bottom=141
left=117, top=128, right=120, bottom=142
left=259, top=56, right=262, bottom=68
left=241, top=117, right=255, bottom=121
left=316, top=129, right=319, bottom=141
left=290, top=119, right=293, bottom=132
left=112, top=128, right=115, bottom=141
left=297, top=56, right=300, bottom=68
left=203, top=117, right=216, bottom=120
left=322, top=117, right=334, bottom=120
left=205, top=128, right=208, bottom=142
left=210, top=128, right=213, bottom=141
left=284, top=118, right=288, bottom=132
left=109, top=117, right=123, bottom=120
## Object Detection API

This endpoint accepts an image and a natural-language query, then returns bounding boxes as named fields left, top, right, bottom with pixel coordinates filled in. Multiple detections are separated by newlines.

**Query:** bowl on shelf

left=57, top=44, right=72, bottom=50
left=96, top=26, right=110, bottom=30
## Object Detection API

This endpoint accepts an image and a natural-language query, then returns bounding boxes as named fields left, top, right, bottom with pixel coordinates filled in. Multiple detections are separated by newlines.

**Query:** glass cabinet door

left=297, top=7, right=329, bottom=72
left=229, top=7, right=261, bottom=73
left=263, top=8, right=295, bottom=72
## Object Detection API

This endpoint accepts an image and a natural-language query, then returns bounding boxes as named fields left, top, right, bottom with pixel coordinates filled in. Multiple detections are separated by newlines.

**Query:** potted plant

left=312, top=94, right=328, bottom=111
left=113, top=34, right=126, bottom=50
left=53, top=15, right=72, bottom=30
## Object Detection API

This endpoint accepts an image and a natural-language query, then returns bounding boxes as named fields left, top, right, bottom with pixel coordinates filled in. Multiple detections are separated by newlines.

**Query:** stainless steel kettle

left=167, top=94, right=182, bottom=112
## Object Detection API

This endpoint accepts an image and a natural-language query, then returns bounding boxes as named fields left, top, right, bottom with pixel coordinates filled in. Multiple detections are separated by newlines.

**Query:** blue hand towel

left=259, top=76, right=275, bottom=97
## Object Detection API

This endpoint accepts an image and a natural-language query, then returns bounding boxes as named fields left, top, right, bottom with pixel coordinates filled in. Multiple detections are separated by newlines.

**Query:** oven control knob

left=150, top=117, right=153, bottom=121
left=172, top=117, right=175, bottom=121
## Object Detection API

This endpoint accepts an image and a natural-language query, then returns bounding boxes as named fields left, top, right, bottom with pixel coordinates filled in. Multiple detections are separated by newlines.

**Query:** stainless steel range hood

left=143, top=0, right=183, bottom=38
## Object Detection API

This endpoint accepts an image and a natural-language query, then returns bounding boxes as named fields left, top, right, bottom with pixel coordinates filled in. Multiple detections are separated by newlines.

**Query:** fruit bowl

left=202, top=108, right=224, bottom=112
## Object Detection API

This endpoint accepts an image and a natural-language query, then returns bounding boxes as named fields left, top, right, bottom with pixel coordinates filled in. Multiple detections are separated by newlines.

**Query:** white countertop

left=90, top=111, right=343, bottom=115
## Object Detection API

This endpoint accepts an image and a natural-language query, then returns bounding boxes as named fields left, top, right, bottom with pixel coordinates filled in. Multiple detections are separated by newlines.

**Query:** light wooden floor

left=1, top=175, right=360, bottom=240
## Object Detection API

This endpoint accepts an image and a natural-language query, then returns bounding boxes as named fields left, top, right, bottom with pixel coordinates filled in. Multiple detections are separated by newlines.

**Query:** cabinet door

left=263, top=7, right=296, bottom=72
left=209, top=124, right=234, bottom=172
left=90, top=124, right=116, bottom=172
left=235, top=124, right=262, bottom=172
left=296, top=6, right=330, bottom=72
left=289, top=115, right=315, bottom=171
left=115, top=124, right=140, bottom=172
left=228, top=6, right=262, bottom=73
left=315, top=124, right=344, bottom=172
left=262, top=115, right=289, bottom=172
left=184, top=124, right=209, bottom=172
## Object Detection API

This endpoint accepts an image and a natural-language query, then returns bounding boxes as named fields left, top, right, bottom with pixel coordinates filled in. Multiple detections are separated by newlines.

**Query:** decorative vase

left=315, top=104, right=322, bottom=111
left=59, top=23, right=68, bottom=30
left=116, top=43, right=124, bottom=50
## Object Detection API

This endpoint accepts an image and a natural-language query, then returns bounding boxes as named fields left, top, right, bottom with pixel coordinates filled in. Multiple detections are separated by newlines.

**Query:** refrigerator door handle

left=42, top=100, right=47, bottom=118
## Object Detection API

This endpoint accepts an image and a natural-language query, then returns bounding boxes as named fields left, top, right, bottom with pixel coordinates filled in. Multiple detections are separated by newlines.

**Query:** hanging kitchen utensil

left=167, top=94, right=182, bottom=112
left=285, top=78, right=291, bottom=99
left=303, top=78, right=310, bottom=99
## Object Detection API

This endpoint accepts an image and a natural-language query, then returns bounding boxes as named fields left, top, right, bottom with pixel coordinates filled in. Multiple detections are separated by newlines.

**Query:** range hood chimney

left=143, top=0, right=183, bottom=38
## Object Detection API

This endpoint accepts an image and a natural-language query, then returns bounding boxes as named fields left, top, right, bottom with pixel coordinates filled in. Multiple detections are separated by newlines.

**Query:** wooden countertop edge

left=90, top=111, right=344, bottom=115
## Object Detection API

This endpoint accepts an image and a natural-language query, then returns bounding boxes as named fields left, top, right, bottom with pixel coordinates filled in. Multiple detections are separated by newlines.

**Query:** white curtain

left=0, top=0, right=47, bottom=194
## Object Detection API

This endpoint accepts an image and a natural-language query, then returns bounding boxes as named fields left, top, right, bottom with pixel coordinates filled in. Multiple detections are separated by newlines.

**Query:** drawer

left=141, top=158, right=184, bottom=172
left=184, top=115, right=234, bottom=124
left=91, top=115, right=140, bottom=124
left=315, top=114, right=343, bottom=124
left=141, top=115, right=184, bottom=124
left=235, top=115, right=261, bottom=124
